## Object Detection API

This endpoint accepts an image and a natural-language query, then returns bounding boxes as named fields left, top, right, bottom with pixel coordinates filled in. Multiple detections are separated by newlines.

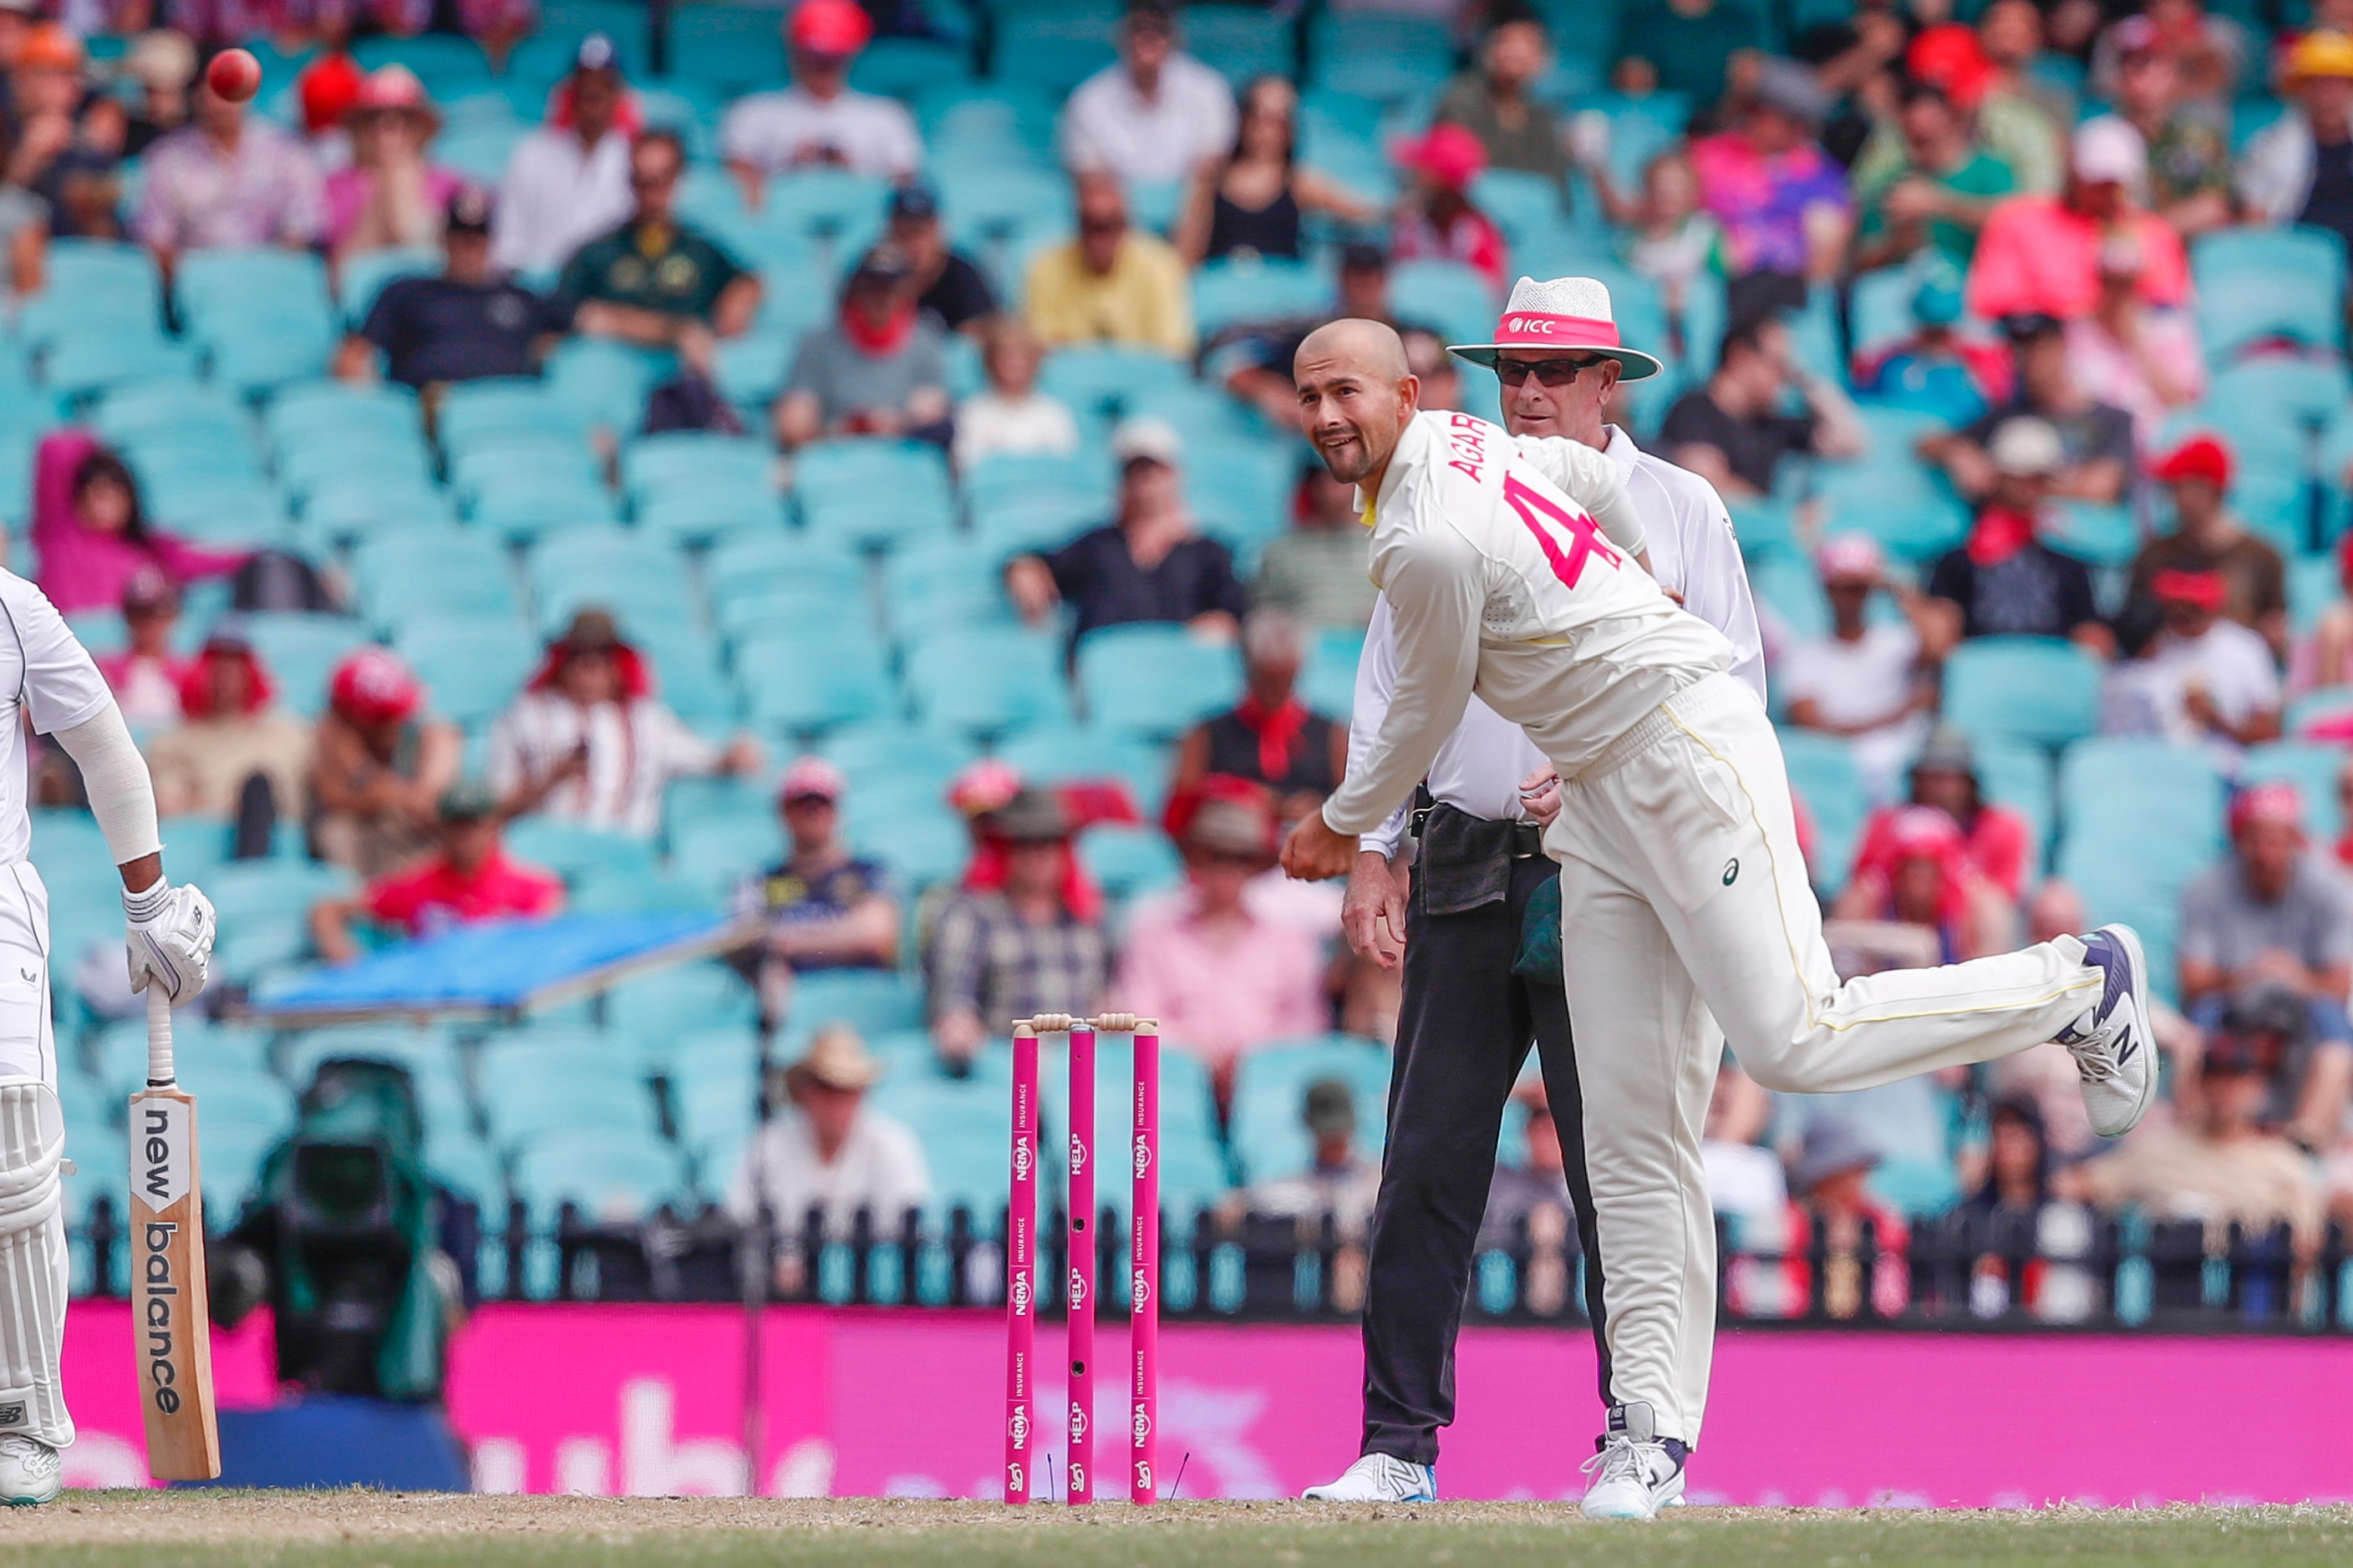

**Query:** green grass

left=11, top=1498, right=2353, bottom=1568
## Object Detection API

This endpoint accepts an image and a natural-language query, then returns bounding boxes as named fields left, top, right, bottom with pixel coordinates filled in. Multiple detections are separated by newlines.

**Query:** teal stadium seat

left=395, top=616, right=541, bottom=726
left=902, top=624, right=1070, bottom=735
left=241, top=614, right=369, bottom=717
left=1941, top=637, right=2103, bottom=749
left=356, top=530, right=516, bottom=631
left=1228, top=1035, right=1393, bottom=1186
left=1074, top=624, right=1243, bottom=739
left=735, top=624, right=892, bottom=732
left=2191, top=225, right=2346, bottom=358
left=1777, top=728, right=1866, bottom=894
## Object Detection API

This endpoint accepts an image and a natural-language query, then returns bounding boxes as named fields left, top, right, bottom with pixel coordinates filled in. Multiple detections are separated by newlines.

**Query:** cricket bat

left=129, top=987, right=221, bottom=1481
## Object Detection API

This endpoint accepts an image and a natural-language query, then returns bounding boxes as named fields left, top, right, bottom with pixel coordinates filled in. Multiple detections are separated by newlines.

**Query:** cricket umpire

left=1305, top=277, right=1763, bottom=1503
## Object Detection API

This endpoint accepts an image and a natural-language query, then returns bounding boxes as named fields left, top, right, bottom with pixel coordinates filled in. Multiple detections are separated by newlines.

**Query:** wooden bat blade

left=128, top=1086, right=221, bottom=1481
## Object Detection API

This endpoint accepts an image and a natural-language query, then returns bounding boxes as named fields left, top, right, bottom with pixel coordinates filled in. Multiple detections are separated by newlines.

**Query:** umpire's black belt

left=1410, top=802, right=1545, bottom=916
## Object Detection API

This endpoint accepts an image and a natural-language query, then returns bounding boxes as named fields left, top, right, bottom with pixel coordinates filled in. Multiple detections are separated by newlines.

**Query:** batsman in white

left=0, top=570, right=215, bottom=1505
left=1280, top=320, right=2153, bottom=1521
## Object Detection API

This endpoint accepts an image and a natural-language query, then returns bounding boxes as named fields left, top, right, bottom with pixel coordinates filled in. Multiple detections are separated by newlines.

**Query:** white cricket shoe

left=1579, top=1403, right=1685, bottom=1520
left=0, top=1435, right=60, bottom=1506
left=1301, top=1453, right=1436, bottom=1502
left=2056, top=924, right=2157, bottom=1139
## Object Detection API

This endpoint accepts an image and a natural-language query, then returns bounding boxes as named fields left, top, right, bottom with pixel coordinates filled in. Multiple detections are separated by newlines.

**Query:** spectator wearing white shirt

left=489, top=608, right=761, bottom=838
left=2102, top=566, right=2281, bottom=766
left=953, top=316, right=1079, bottom=470
left=726, top=1024, right=931, bottom=1243
left=1779, top=535, right=1944, bottom=802
left=492, top=35, right=633, bottom=274
left=1060, top=0, right=1237, bottom=184
left=719, top=0, right=922, bottom=209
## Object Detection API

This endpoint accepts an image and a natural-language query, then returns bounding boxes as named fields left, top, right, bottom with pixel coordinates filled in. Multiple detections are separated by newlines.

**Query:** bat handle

left=145, top=985, right=175, bottom=1089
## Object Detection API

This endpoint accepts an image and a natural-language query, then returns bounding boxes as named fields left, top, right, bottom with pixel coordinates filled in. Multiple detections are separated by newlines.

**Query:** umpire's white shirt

left=1355, top=424, right=1764, bottom=855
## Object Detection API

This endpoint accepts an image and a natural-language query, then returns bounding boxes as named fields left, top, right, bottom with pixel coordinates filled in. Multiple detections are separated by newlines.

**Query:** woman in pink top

left=32, top=431, right=246, bottom=616
left=324, top=66, right=463, bottom=267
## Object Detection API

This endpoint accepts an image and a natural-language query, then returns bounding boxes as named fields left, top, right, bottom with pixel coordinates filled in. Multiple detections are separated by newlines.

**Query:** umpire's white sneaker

left=1302, top=1453, right=1436, bottom=1502
left=0, top=1435, right=60, bottom=1506
left=2058, top=924, right=2157, bottom=1139
left=1579, top=1403, right=1685, bottom=1520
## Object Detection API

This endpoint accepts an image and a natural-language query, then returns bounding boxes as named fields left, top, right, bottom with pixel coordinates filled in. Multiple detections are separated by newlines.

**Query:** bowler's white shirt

left=494, top=125, right=633, bottom=273
left=719, top=86, right=923, bottom=180
left=1060, top=54, right=1237, bottom=182
left=1356, top=424, right=1765, bottom=855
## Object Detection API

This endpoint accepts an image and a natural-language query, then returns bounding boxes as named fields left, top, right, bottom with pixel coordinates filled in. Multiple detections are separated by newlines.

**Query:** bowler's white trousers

left=1546, top=674, right=2101, bottom=1447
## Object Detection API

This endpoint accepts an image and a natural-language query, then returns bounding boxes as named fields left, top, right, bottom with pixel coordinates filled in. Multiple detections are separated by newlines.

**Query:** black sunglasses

left=1496, top=356, right=1610, bottom=388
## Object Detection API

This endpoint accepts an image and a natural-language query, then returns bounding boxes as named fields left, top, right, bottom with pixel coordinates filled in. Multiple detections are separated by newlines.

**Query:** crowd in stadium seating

left=9, top=0, right=2353, bottom=1314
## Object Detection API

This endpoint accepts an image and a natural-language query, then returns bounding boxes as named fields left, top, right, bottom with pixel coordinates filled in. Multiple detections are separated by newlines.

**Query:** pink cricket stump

left=1130, top=1028, right=1160, bottom=1505
left=1065, top=1023, right=1096, bottom=1505
left=1004, top=1023, right=1039, bottom=1504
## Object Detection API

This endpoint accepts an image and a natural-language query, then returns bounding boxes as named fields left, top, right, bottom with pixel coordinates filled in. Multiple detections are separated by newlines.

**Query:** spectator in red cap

left=95, top=566, right=194, bottom=734
left=1390, top=123, right=1506, bottom=292
left=489, top=607, right=762, bottom=838
left=2177, top=779, right=2353, bottom=1149
left=308, top=647, right=462, bottom=877
left=1060, top=0, right=1236, bottom=185
left=1832, top=804, right=2016, bottom=963
left=719, top=0, right=921, bottom=206
left=1850, top=80, right=2016, bottom=276
left=145, top=624, right=313, bottom=852
left=2102, top=567, right=2280, bottom=764
left=311, top=780, right=566, bottom=962
left=2128, top=434, right=2287, bottom=660
left=735, top=756, right=900, bottom=988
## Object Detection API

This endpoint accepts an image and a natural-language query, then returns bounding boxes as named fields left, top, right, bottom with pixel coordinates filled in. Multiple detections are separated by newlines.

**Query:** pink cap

left=1395, top=123, right=1486, bottom=190
left=778, top=755, right=847, bottom=803
left=948, top=758, right=1024, bottom=817
left=1816, top=533, right=1885, bottom=584
left=790, top=0, right=873, bottom=58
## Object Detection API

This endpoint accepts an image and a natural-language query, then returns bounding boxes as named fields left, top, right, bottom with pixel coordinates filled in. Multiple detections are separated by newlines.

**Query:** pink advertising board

left=60, top=1304, right=2353, bottom=1505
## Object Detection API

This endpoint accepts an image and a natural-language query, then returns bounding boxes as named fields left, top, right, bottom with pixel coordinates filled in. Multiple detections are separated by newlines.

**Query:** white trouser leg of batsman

left=1549, top=674, right=2144, bottom=1449
left=0, top=869, right=70, bottom=1505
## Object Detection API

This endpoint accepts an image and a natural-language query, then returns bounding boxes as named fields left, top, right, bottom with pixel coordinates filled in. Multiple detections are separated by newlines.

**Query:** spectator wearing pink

left=2063, top=232, right=2204, bottom=450
left=1114, top=789, right=1326, bottom=1102
left=1832, top=804, right=2017, bottom=962
left=1870, top=727, right=2037, bottom=903
left=32, top=432, right=246, bottom=617
left=134, top=56, right=325, bottom=274
left=1967, top=118, right=2191, bottom=322
left=94, top=566, right=196, bottom=734
left=324, top=66, right=463, bottom=267
left=1686, top=57, right=1852, bottom=289
left=1389, top=124, right=1506, bottom=294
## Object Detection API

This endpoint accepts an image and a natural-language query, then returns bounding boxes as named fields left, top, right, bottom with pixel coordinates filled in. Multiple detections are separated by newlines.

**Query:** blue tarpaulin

left=248, top=911, right=748, bottom=1022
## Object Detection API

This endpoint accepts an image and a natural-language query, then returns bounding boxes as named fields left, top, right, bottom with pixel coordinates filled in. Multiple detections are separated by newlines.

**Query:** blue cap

left=1912, top=269, right=1964, bottom=327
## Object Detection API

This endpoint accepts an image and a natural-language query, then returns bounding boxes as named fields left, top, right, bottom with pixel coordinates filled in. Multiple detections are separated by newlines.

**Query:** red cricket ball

left=206, top=48, right=262, bottom=104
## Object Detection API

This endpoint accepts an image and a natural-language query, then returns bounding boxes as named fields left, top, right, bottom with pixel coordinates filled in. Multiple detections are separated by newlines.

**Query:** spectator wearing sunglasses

left=1024, top=169, right=1195, bottom=357
left=1659, top=313, right=1864, bottom=500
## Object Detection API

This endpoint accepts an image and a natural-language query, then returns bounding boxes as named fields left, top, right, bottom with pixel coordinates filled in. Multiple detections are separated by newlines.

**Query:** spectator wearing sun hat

left=2239, top=29, right=2353, bottom=255
left=725, top=1022, right=931, bottom=1243
left=308, top=646, right=464, bottom=878
left=145, top=623, right=313, bottom=837
left=1390, top=122, right=1507, bottom=293
left=2127, top=434, right=2287, bottom=659
left=719, top=0, right=922, bottom=206
left=736, top=756, right=899, bottom=979
left=1024, top=170, right=1195, bottom=356
left=324, top=65, right=465, bottom=266
left=489, top=607, right=762, bottom=839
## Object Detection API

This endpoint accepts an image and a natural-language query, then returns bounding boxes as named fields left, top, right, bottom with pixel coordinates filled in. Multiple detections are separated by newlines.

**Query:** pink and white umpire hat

left=1446, top=275, right=1665, bottom=381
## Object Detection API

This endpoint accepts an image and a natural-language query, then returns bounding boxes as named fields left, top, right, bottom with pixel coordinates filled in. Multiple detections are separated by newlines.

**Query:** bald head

left=1295, top=318, right=1418, bottom=487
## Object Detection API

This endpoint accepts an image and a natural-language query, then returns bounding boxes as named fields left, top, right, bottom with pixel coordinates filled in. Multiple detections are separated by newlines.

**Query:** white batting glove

left=125, top=878, right=216, bottom=1005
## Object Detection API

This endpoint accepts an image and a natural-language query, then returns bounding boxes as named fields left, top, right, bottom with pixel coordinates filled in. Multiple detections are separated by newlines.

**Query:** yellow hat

left=2288, top=29, right=2353, bottom=82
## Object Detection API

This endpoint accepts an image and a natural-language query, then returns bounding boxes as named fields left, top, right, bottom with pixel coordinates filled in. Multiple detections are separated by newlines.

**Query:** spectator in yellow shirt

left=1024, top=170, right=1195, bottom=357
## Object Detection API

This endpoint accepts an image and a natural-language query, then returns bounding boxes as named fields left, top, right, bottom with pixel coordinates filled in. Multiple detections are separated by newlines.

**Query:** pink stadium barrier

left=58, top=1304, right=2353, bottom=1503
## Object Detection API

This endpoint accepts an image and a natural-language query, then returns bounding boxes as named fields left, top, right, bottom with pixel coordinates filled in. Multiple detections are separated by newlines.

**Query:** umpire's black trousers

left=1359, top=848, right=1611, bottom=1467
